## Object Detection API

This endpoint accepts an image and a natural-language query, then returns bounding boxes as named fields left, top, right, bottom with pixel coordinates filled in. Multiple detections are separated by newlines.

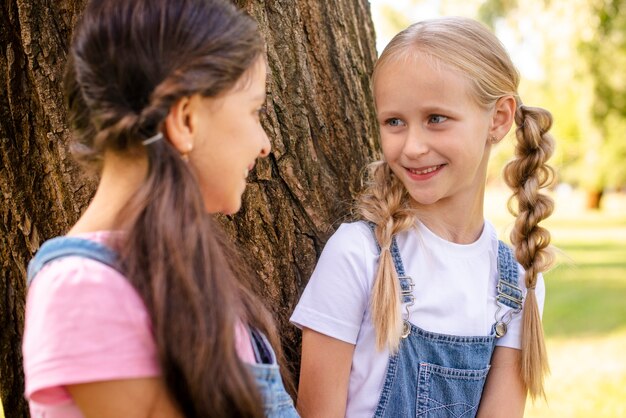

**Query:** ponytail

left=105, top=126, right=268, bottom=416
left=503, top=104, right=555, bottom=398
left=357, top=162, right=416, bottom=351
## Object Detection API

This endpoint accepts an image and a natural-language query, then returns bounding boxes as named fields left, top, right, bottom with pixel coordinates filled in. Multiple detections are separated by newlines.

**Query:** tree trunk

left=1, top=1, right=95, bottom=416
left=0, top=0, right=378, bottom=415
left=231, top=0, right=378, bottom=375
left=585, top=188, right=604, bottom=210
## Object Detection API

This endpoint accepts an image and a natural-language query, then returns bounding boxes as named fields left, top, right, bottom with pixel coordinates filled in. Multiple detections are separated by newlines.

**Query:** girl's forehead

left=376, top=50, right=460, bottom=82
left=375, top=54, right=468, bottom=91
left=373, top=59, right=485, bottom=115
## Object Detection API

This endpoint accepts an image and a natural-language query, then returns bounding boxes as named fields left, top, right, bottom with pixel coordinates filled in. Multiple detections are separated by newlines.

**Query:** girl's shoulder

left=23, top=234, right=159, bottom=403
left=325, top=221, right=380, bottom=257
left=25, top=234, right=149, bottom=338
left=27, top=232, right=130, bottom=297
left=24, top=232, right=152, bottom=364
left=27, top=254, right=136, bottom=311
left=331, top=220, right=373, bottom=237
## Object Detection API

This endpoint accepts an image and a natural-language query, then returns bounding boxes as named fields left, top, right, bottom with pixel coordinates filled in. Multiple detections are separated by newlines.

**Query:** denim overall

left=27, top=237, right=299, bottom=418
left=367, top=225, right=523, bottom=418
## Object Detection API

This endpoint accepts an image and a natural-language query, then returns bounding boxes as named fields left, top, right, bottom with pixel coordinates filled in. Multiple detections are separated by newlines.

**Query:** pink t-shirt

left=22, top=231, right=256, bottom=418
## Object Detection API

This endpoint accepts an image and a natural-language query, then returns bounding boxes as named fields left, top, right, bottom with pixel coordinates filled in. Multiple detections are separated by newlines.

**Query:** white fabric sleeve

left=290, top=223, right=376, bottom=344
left=496, top=267, right=546, bottom=349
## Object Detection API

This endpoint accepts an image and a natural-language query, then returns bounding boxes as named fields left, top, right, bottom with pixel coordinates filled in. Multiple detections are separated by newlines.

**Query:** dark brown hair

left=65, top=0, right=287, bottom=416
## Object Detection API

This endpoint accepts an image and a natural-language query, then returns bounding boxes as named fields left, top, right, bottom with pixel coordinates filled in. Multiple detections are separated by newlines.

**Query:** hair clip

left=141, top=132, right=163, bottom=146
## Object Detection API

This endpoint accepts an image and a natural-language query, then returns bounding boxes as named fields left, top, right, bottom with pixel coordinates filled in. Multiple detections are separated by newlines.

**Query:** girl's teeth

left=409, top=165, right=439, bottom=175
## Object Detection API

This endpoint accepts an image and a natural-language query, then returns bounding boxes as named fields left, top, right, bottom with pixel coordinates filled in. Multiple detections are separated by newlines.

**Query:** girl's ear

left=164, top=96, right=195, bottom=154
left=488, top=95, right=516, bottom=144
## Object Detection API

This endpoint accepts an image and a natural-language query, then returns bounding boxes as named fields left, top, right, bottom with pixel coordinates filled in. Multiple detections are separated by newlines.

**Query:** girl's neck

left=69, top=150, right=148, bottom=236
left=413, top=190, right=486, bottom=245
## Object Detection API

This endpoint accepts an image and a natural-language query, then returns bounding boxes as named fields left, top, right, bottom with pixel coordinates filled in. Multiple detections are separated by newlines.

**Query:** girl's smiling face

left=374, top=54, right=495, bottom=212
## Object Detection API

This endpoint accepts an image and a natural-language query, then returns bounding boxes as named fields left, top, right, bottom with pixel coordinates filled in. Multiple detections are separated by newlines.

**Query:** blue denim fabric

left=365, top=223, right=521, bottom=418
left=27, top=237, right=118, bottom=285
left=248, top=363, right=299, bottom=417
left=495, top=243, right=523, bottom=310
left=249, top=328, right=300, bottom=417
left=27, top=237, right=300, bottom=418
left=374, top=324, right=496, bottom=418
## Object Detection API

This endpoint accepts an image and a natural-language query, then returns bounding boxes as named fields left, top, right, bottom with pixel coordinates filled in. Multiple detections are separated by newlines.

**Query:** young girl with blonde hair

left=292, top=16, right=554, bottom=418
left=22, top=0, right=298, bottom=416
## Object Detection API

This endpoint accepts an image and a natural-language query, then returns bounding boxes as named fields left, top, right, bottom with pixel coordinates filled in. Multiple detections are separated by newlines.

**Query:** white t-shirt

left=290, top=220, right=545, bottom=418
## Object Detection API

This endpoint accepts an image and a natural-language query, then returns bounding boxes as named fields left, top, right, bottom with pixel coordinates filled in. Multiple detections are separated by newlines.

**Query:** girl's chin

left=201, top=186, right=244, bottom=215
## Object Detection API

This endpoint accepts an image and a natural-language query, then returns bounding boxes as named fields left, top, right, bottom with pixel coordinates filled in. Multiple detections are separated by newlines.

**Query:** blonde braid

left=503, top=104, right=555, bottom=398
left=357, top=161, right=416, bottom=351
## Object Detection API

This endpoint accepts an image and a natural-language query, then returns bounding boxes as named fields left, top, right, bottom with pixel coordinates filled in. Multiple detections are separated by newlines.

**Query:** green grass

left=543, top=264, right=626, bottom=338
left=486, top=188, right=626, bottom=418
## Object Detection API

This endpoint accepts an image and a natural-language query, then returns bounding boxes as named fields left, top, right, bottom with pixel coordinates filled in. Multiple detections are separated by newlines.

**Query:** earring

left=490, top=135, right=499, bottom=144
left=181, top=143, right=193, bottom=162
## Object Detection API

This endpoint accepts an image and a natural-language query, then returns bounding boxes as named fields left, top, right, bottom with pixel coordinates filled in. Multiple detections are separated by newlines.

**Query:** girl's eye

left=385, top=118, right=405, bottom=127
left=428, top=115, right=447, bottom=124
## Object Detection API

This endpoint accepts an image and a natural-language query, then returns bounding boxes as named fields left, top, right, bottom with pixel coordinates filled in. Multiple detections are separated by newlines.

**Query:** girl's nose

left=259, top=130, right=271, bottom=158
left=403, top=127, right=429, bottom=157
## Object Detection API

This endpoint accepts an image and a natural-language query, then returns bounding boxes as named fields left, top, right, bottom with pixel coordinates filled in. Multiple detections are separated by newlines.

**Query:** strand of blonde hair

left=357, top=161, right=416, bottom=351
left=503, top=104, right=555, bottom=399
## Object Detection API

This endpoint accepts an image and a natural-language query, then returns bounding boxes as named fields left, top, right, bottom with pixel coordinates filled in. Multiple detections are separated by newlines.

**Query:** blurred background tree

left=579, top=0, right=626, bottom=207
left=370, top=0, right=626, bottom=209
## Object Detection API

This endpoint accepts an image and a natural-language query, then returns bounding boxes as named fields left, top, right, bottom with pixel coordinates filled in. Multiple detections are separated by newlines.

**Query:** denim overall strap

left=364, top=222, right=405, bottom=275
left=493, top=241, right=523, bottom=338
left=365, top=222, right=415, bottom=337
left=495, top=241, right=523, bottom=310
left=246, top=328, right=299, bottom=417
left=249, top=327, right=276, bottom=365
left=370, top=223, right=499, bottom=418
left=27, top=237, right=119, bottom=286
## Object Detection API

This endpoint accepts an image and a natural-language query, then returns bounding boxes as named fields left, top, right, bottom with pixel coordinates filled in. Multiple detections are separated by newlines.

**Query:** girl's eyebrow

left=414, top=103, right=464, bottom=116
left=376, top=105, right=459, bottom=117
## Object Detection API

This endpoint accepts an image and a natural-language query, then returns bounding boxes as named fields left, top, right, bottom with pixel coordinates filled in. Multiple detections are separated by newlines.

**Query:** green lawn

left=486, top=188, right=626, bottom=418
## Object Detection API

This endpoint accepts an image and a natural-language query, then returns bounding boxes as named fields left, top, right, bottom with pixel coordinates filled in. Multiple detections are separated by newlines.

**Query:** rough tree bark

left=0, top=0, right=378, bottom=416
left=1, top=1, right=95, bottom=416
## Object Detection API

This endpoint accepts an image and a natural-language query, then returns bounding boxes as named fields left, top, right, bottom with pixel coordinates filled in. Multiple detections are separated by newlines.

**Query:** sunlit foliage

left=370, top=0, right=626, bottom=204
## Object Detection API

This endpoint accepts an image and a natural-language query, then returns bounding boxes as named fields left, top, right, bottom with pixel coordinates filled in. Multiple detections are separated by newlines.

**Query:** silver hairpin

left=141, top=132, right=163, bottom=146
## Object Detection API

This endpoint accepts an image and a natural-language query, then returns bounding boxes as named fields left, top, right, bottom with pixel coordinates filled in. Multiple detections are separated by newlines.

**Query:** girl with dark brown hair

left=22, top=0, right=298, bottom=417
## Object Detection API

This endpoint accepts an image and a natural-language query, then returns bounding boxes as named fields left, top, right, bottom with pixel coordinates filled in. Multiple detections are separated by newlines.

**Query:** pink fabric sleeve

left=22, top=256, right=160, bottom=405
left=23, top=232, right=258, bottom=413
left=235, top=320, right=256, bottom=364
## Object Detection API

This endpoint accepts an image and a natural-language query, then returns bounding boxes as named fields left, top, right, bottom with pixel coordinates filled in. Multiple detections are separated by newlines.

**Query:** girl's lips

left=405, top=164, right=444, bottom=180
left=245, top=163, right=255, bottom=178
